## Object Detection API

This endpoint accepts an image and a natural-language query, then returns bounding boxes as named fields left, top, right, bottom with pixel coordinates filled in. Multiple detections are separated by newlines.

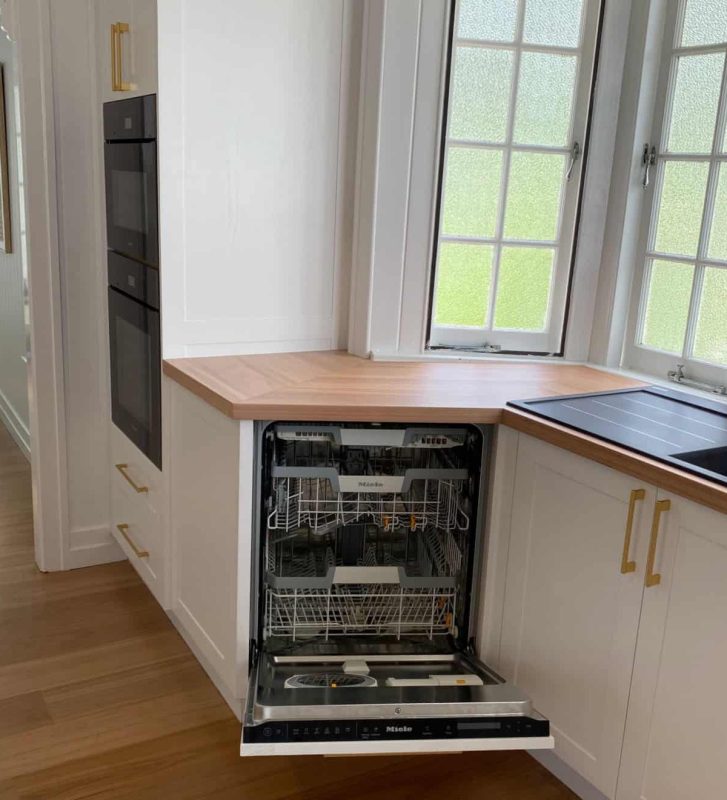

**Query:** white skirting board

left=0, top=388, right=30, bottom=460
left=167, top=609, right=244, bottom=722
left=241, top=735, right=555, bottom=757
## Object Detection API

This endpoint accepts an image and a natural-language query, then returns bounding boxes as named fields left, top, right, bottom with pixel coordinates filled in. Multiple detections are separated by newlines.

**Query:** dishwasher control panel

left=244, top=716, right=550, bottom=744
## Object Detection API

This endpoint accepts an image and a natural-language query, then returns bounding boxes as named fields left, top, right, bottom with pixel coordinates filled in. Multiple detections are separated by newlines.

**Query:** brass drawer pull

left=645, top=499, right=671, bottom=587
left=621, top=488, right=645, bottom=574
left=115, top=463, right=148, bottom=493
left=111, top=22, right=131, bottom=91
left=116, top=524, right=149, bottom=558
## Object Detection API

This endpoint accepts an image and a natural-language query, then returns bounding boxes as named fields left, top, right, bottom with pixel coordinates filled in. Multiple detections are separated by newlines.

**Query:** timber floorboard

left=0, top=422, right=576, bottom=799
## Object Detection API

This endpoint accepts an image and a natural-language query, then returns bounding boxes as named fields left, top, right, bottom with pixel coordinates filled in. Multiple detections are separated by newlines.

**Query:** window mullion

left=485, top=0, right=526, bottom=332
left=684, top=44, right=727, bottom=364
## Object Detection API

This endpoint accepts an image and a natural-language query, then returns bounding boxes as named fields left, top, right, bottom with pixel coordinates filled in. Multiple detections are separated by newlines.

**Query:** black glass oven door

left=104, top=141, right=158, bottom=266
left=108, top=286, right=161, bottom=468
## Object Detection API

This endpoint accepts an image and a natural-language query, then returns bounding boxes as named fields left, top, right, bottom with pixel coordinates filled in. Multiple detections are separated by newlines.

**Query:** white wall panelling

left=13, top=0, right=69, bottom=570
left=158, top=0, right=361, bottom=358
left=49, top=0, right=121, bottom=566
left=0, top=23, right=30, bottom=454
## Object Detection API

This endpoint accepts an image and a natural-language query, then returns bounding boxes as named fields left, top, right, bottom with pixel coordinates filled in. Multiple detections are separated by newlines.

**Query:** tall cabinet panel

left=500, top=435, right=653, bottom=798
left=617, top=493, right=727, bottom=800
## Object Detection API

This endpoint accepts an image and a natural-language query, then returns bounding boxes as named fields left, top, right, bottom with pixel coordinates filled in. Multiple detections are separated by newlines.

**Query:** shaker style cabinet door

left=617, top=493, right=727, bottom=800
left=499, top=435, right=653, bottom=799
left=97, top=0, right=157, bottom=104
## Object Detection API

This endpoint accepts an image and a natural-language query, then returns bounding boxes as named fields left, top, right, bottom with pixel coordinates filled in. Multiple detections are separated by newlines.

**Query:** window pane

left=680, top=0, right=727, bottom=48
left=513, top=52, right=577, bottom=146
left=640, top=260, right=693, bottom=353
left=450, top=47, right=514, bottom=142
left=504, top=152, right=564, bottom=241
left=434, top=243, right=493, bottom=327
left=457, top=0, right=518, bottom=42
left=693, top=268, right=727, bottom=365
left=653, top=161, right=709, bottom=257
left=494, top=247, right=554, bottom=330
left=523, top=0, right=584, bottom=48
left=667, top=54, right=724, bottom=154
left=708, top=165, right=727, bottom=261
left=442, top=148, right=503, bottom=237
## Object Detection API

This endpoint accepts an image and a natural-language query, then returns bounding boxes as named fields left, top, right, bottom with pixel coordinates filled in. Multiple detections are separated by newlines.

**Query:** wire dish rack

left=264, top=527, right=463, bottom=640
left=267, top=467, right=470, bottom=535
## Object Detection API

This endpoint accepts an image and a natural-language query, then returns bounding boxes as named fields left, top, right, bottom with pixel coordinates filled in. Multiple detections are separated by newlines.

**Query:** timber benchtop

left=163, top=351, right=727, bottom=514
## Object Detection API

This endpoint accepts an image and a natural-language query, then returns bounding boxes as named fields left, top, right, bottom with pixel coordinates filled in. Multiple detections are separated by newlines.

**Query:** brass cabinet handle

left=645, top=499, right=671, bottom=587
left=111, top=22, right=131, bottom=91
left=621, top=488, right=645, bottom=574
left=116, top=523, right=149, bottom=558
left=115, top=463, right=149, bottom=493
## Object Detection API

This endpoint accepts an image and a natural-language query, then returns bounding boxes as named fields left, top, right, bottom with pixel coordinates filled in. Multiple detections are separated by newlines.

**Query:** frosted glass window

left=431, top=0, right=599, bottom=350
left=708, top=166, right=727, bottom=262
left=450, top=47, right=514, bottom=142
left=457, top=0, right=518, bottom=42
left=442, top=148, right=503, bottom=238
left=504, top=153, right=564, bottom=241
left=693, top=268, right=727, bottom=365
left=641, top=260, right=693, bottom=354
left=667, top=54, right=724, bottom=154
left=523, top=0, right=584, bottom=48
left=434, top=243, right=494, bottom=327
left=680, top=0, right=727, bottom=48
left=513, top=53, right=577, bottom=146
left=653, top=161, right=709, bottom=257
left=494, top=248, right=554, bottom=330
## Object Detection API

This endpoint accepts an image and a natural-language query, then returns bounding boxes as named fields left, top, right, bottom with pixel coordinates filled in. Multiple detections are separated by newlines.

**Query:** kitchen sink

left=672, top=447, right=727, bottom=480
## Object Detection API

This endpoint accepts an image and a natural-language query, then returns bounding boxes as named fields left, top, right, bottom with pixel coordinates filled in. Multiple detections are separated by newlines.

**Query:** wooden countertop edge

left=502, top=408, right=727, bottom=515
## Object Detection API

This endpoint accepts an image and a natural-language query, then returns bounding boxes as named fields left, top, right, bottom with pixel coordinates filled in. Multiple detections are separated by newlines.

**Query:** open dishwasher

left=242, top=422, right=553, bottom=755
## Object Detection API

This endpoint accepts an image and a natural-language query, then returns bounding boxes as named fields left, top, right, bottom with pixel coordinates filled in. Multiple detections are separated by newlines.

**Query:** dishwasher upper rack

left=267, top=467, right=470, bottom=535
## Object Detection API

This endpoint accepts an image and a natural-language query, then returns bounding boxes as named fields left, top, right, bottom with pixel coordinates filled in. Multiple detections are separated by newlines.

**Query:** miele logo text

left=357, top=481, right=385, bottom=488
left=386, top=725, right=413, bottom=733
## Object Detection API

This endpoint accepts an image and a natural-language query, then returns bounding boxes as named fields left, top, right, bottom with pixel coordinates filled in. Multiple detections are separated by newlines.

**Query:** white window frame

left=622, top=0, right=727, bottom=386
left=428, top=0, right=602, bottom=355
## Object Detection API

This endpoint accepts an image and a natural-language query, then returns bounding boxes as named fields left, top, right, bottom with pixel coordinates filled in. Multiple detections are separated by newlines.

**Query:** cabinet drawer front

left=111, top=481, right=165, bottom=602
left=111, top=424, right=163, bottom=514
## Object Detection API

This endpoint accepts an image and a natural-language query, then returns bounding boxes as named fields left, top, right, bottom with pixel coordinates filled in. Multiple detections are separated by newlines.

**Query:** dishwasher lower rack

left=267, top=468, right=470, bottom=535
left=263, top=566, right=458, bottom=641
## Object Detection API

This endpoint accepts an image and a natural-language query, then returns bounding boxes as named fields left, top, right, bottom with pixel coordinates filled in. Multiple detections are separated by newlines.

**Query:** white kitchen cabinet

left=97, top=0, right=157, bottom=104
left=109, top=424, right=169, bottom=606
left=499, top=435, right=654, bottom=798
left=617, top=492, right=727, bottom=800
left=167, top=380, right=254, bottom=718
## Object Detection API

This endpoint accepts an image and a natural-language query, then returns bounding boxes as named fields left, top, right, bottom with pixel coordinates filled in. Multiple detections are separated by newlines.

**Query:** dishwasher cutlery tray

left=267, top=467, right=470, bottom=534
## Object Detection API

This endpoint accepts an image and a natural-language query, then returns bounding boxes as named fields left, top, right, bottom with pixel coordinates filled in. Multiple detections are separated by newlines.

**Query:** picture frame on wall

left=0, top=63, right=12, bottom=254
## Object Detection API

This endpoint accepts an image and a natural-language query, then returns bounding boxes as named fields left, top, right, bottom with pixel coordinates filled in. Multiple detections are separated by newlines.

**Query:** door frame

left=10, top=0, right=70, bottom=571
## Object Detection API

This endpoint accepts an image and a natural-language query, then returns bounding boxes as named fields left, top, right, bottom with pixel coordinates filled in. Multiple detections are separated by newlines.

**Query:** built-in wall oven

left=104, top=95, right=161, bottom=468
left=242, top=423, right=553, bottom=755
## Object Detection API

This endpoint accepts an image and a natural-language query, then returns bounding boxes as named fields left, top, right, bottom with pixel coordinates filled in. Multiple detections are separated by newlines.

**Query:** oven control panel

left=244, top=716, right=549, bottom=744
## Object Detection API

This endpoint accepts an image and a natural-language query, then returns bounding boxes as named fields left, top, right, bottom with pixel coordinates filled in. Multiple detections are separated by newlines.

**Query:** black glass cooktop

left=508, top=386, right=727, bottom=487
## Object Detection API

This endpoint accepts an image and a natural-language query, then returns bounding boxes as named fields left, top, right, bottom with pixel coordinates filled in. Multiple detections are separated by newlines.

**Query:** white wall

left=158, top=0, right=361, bottom=358
left=0, top=29, right=30, bottom=453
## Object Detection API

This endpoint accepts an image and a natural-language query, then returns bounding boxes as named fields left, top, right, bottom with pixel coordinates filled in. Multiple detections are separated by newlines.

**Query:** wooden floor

left=0, top=423, right=576, bottom=800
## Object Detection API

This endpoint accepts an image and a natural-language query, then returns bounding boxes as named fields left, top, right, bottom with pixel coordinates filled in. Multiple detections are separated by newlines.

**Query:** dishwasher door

left=241, top=647, right=553, bottom=756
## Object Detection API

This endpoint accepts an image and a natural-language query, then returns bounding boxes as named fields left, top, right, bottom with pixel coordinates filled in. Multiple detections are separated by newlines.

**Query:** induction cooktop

left=508, top=385, right=727, bottom=487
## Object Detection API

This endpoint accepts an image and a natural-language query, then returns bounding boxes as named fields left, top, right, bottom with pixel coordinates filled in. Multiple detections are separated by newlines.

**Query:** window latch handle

left=566, top=141, right=581, bottom=182
left=642, top=144, right=656, bottom=188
